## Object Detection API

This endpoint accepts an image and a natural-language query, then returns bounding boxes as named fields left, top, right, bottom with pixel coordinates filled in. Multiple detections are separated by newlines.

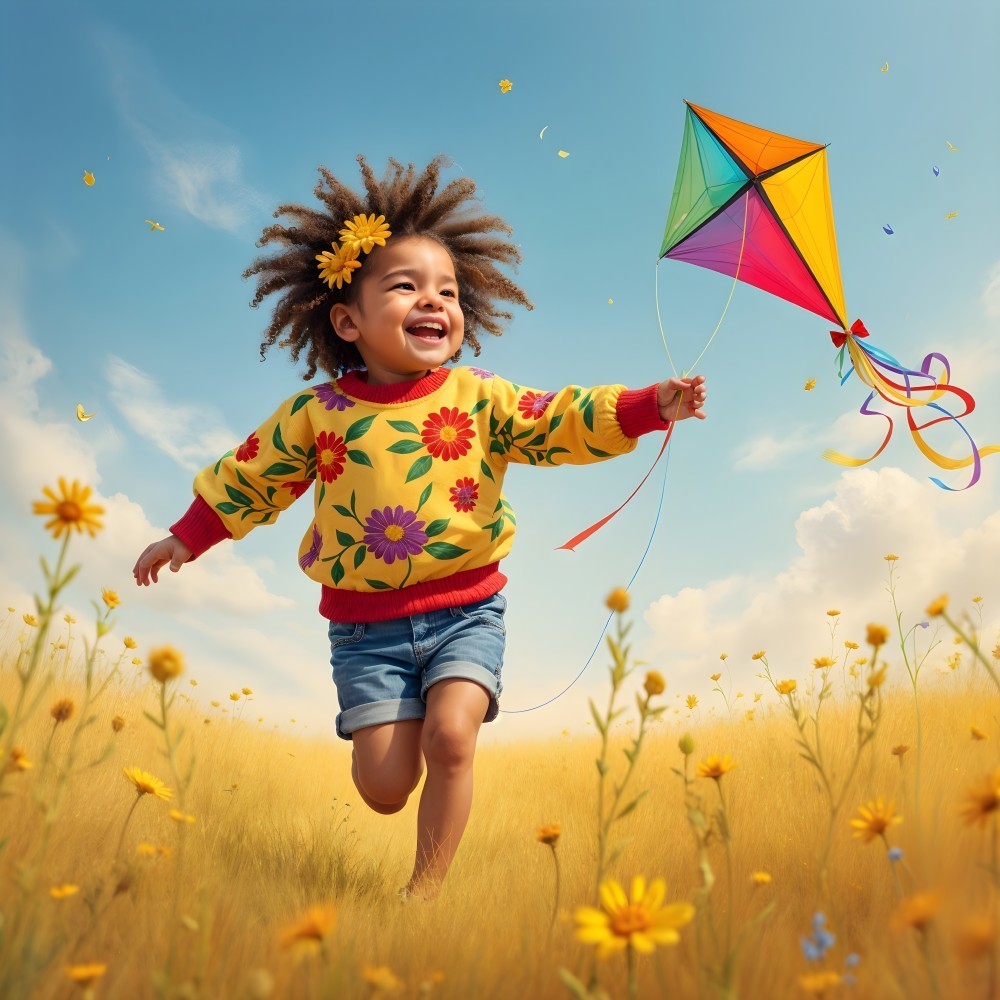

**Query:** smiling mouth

left=406, top=324, right=447, bottom=341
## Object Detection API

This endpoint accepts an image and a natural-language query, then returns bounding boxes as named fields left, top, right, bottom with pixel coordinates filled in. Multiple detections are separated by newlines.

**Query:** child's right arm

left=133, top=534, right=193, bottom=587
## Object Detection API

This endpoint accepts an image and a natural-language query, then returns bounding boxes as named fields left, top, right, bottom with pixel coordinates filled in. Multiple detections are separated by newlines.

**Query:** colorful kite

left=658, top=101, right=997, bottom=490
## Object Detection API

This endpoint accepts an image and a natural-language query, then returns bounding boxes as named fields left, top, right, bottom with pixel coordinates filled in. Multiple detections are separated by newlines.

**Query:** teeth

left=410, top=322, right=444, bottom=333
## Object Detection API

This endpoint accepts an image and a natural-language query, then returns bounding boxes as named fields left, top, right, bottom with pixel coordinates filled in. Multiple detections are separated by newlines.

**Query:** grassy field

left=1, top=590, right=998, bottom=999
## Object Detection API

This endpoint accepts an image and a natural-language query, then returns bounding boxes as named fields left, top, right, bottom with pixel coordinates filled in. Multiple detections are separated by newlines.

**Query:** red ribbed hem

left=169, top=495, right=232, bottom=560
left=337, top=367, right=450, bottom=403
left=319, top=564, right=507, bottom=623
left=616, top=384, right=671, bottom=437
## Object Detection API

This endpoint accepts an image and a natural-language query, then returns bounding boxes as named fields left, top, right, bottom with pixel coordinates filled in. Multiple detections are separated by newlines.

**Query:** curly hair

left=244, top=155, right=533, bottom=380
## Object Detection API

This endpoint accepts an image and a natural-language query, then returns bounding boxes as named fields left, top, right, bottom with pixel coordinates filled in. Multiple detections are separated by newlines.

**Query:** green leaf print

left=347, top=449, right=373, bottom=468
left=546, top=446, right=571, bottom=463
left=548, top=412, right=563, bottom=433
left=335, top=530, right=355, bottom=547
left=582, top=400, right=595, bottom=433
left=469, top=398, right=489, bottom=415
left=365, top=579, right=393, bottom=591
left=213, top=449, right=234, bottom=475
left=480, top=459, right=495, bottom=482
left=272, top=421, right=288, bottom=456
left=290, top=393, right=313, bottom=415
left=424, top=542, right=470, bottom=560
left=331, top=560, right=345, bottom=585
left=585, top=443, right=612, bottom=458
left=262, top=462, right=299, bottom=478
left=353, top=546, right=367, bottom=569
left=415, top=482, right=433, bottom=513
left=387, top=419, right=419, bottom=433
left=424, top=518, right=449, bottom=537
left=405, top=456, right=433, bottom=483
left=224, top=485, right=255, bottom=508
left=216, top=502, right=241, bottom=515
left=387, top=440, right=424, bottom=454
left=345, top=414, right=377, bottom=442
left=525, top=433, right=546, bottom=447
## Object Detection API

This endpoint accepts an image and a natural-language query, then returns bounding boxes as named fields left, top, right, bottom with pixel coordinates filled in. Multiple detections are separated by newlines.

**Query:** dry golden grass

left=1, top=612, right=998, bottom=999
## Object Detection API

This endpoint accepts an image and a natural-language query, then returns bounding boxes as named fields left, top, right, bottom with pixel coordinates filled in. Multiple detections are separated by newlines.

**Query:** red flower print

left=234, top=432, right=260, bottom=463
left=283, top=480, right=312, bottom=499
left=517, top=391, right=557, bottom=420
left=450, top=477, right=479, bottom=513
left=315, top=430, right=348, bottom=483
left=421, top=407, right=475, bottom=461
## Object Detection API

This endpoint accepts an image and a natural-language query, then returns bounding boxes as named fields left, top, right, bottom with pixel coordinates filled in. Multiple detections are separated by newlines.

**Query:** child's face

left=329, top=236, right=465, bottom=384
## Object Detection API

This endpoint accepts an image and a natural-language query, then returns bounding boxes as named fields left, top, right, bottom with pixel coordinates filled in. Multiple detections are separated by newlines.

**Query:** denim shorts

left=328, top=593, right=507, bottom=741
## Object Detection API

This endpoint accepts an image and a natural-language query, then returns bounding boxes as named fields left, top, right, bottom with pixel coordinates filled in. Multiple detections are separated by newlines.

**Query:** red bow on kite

left=830, top=318, right=869, bottom=349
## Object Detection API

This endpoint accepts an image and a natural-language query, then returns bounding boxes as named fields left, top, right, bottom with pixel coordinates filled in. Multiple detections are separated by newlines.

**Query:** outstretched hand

left=133, top=534, right=192, bottom=586
left=657, top=374, right=707, bottom=422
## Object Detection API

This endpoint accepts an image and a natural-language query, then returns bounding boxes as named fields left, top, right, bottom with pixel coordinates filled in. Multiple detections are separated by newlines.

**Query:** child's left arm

left=657, top=374, right=707, bottom=423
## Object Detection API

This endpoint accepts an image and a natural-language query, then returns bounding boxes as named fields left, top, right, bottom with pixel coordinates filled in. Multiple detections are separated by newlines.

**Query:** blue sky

left=2, top=0, right=998, bottom=741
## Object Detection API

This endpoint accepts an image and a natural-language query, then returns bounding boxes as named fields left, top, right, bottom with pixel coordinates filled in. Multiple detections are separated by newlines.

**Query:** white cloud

left=734, top=425, right=819, bottom=470
left=106, top=355, right=235, bottom=470
left=93, top=26, right=265, bottom=233
left=644, top=467, right=1000, bottom=689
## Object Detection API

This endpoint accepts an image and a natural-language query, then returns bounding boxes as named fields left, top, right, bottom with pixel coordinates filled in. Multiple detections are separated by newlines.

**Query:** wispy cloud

left=734, top=425, right=819, bottom=470
left=983, top=259, right=1000, bottom=318
left=93, top=25, right=265, bottom=233
left=105, top=356, right=235, bottom=470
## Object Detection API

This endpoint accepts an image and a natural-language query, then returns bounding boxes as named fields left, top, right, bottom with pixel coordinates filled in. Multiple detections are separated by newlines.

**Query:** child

left=133, top=155, right=707, bottom=901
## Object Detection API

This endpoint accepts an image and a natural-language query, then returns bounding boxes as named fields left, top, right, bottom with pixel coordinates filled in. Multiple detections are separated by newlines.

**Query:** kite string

left=502, top=192, right=751, bottom=716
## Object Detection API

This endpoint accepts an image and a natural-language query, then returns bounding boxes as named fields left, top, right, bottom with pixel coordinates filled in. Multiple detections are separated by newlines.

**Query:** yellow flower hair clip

left=316, top=214, right=392, bottom=290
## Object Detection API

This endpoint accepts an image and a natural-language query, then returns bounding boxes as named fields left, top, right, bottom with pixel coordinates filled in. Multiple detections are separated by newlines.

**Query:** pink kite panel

left=664, top=187, right=840, bottom=326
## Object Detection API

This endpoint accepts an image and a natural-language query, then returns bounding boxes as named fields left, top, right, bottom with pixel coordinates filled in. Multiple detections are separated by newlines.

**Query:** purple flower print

left=468, top=367, right=494, bottom=380
left=363, top=506, right=428, bottom=565
left=315, top=383, right=356, bottom=411
left=299, top=525, right=323, bottom=569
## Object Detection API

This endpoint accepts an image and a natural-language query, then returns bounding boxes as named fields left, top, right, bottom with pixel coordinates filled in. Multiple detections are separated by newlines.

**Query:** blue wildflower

left=800, top=912, right=836, bottom=962
left=888, top=846, right=904, bottom=862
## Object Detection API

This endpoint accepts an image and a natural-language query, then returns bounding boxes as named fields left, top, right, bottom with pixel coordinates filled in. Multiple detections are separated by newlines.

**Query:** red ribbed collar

left=337, top=367, right=451, bottom=403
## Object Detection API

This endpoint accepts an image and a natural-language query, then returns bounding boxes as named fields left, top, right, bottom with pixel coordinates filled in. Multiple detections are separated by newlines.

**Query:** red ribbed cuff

left=616, top=384, right=671, bottom=438
left=169, top=495, right=232, bottom=560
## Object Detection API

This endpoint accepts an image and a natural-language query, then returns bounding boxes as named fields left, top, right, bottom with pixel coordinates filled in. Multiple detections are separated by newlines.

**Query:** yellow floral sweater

left=170, top=366, right=670, bottom=622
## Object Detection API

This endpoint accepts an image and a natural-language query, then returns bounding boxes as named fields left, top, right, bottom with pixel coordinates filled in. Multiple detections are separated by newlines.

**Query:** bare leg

left=406, top=678, right=489, bottom=900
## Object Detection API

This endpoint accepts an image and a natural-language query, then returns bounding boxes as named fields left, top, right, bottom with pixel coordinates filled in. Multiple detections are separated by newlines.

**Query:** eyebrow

left=380, top=268, right=457, bottom=283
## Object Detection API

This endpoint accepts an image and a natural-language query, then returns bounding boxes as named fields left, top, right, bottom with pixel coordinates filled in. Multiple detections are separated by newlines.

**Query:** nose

left=419, top=287, right=444, bottom=309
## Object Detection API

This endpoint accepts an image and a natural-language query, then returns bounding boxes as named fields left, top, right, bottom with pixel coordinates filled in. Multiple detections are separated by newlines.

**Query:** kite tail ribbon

left=556, top=423, right=674, bottom=551
left=823, top=320, right=1000, bottom=489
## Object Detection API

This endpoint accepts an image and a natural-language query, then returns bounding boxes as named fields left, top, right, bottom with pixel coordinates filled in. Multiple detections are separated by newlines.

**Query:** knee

left=421, top=724, right=476, bottom=771
left=352, top=750, right=423, bottom=812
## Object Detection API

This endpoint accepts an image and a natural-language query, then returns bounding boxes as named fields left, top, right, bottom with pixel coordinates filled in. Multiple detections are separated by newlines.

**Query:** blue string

left=500, top=434, right=673, bottom=715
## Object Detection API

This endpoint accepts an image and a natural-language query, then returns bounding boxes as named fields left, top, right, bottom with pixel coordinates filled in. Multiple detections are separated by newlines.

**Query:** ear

left=329, top=303, right=361, bottom=343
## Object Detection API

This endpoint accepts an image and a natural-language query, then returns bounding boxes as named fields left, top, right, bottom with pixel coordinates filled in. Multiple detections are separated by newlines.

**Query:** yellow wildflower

left=643, top=671, right=665, bottom=696
left=604, top=587, right=629, bottom=613
left=536, top=824, right=561, bottom=845
left=891, top=744, right=910, bottom=758
left=850, top=797, right=902, bottom=843
left=957, top=767, right=1000, bottom=828
left=361, top=965, right=404, bottom=992
left=866, top=623, right=889, bottom=647
left=972, top=595, right=983, bottom=604
left=925, top=595, right=949, bottom=617
left=65, top=963, right=107, bottom=987
left=719, top=652, right=728, bottom=661
left=685, top=694, right=698, bottom=709
left=776, top=679, right=797, bottom=695
left=64, top=614, right=76, bottom=624
left=710, top=672, right=722, bottom=682
left=316, top=241, right=361, bottom=290
left=867, top=664, right=888, bottom=688
left=190, top=679, right=198, bottom=686
left=123, top=636, right=137, bottom=649
left=211, top=700, right=220, bottom=707
left=813, top=656, right=836, bottom=670
left=50, top=884, right=81, bottom=899
left=136, top=843, right=157, bottom=857
left=844, top=640, right=859, bottom=650
left=826, top=609, right=841, bottom=617
left=696, top=754, right=737, bottom=780
left=147, top=645, right=184, bottom=684
left=230, top=692, right=241, bottom=701
left=32, top=478, right=104, bottom=539
left=884, top=553, right=899, bottom=561
left=574, top=876, right=694, bottom=959
left=131, top=657, right=141, bottom=666
left=169, top=809, right=197, bottom=825
left=753, top=692, right=762, bottom=703
left=123, top=766, right=173, bottom=801
left=498, top=79, right=513, bottom=93
left=891, top=890, right=942, bottom=931
left=798, top=971, right=842, bottom=994
left=750, top=871, right=771, bottom=885
left=22, top=613, right=38, bottom=627
left=751, top=650, right=766, bottom=660
left=278, top=903, right=336, bottom=956
left=338, top=214, right=392, bottom=255
left=7, top=748, right=33, bottom=772
left=50, top=698, right=74, bottom=723
left=744, top=710, right=755, bottom=721
left=242, top=686, right=253, bottom=695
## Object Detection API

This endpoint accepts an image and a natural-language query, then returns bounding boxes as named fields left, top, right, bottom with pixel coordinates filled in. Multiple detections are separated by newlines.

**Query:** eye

left=442, top=288, right=457, bottom=298
left=391, top=281, right=415, bottom=291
